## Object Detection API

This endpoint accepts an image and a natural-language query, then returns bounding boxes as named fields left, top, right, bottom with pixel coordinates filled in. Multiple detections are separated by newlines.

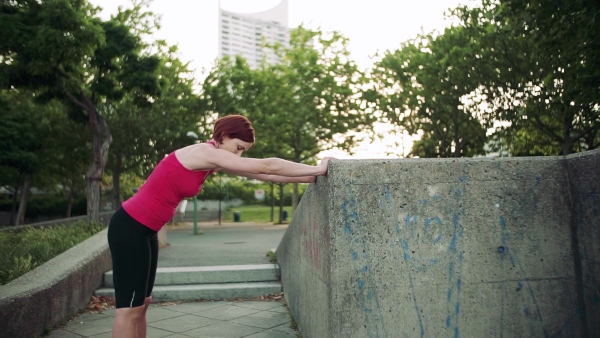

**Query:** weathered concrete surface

left=0, top=228, right=112, bottom=338
left=277, top=150, right=600, bottom=338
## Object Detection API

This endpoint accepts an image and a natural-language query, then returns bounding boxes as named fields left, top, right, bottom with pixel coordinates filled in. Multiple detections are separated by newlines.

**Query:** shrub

left=0, top=221, right=105, bottom=285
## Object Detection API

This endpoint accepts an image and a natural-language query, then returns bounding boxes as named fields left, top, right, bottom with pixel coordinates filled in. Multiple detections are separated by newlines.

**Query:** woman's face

left=220, top=136, right=252, bottom=157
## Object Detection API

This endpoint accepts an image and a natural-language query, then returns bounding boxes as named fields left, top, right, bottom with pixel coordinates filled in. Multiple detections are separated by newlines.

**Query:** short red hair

left=212, top=114, right=255, bottom=143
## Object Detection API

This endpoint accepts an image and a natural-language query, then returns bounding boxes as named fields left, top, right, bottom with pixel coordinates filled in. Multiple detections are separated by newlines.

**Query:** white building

left=218, top=0, right=290, bottom=69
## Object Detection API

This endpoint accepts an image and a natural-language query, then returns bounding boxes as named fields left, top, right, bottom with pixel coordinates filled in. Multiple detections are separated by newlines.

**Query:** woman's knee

left=115, top=304, right=146, bottom=321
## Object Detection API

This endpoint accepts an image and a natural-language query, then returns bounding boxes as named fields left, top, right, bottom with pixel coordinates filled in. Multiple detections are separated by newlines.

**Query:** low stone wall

left=0, top=217, right=113, bottom=337
left=0, top=211, right=114, bottom=232
left=278, top=150, right=600, bottom=338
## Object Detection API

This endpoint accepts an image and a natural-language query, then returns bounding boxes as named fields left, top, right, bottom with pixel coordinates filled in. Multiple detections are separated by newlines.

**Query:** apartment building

left=218, top=0, right=290, bottom=69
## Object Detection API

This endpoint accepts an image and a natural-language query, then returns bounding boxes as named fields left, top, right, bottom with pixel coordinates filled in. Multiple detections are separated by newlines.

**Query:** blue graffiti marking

left=352, top=251, right=358, bottom=260
left=358, top=280, right=365, bottom=289
left=367, top=290, right=376, bottom=300
left=422, top=199, right=428, bottom=205
left=345, top=225, right=351, bottom=234
left=362, top=266, right=368, bottom=273
left=459, top=175, right=468, bottom=182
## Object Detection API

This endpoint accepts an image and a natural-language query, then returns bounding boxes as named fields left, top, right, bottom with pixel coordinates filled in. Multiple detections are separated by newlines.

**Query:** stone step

left=95, top=282, right=282, bottom=302
left=103, top=264, right=280, bottom=287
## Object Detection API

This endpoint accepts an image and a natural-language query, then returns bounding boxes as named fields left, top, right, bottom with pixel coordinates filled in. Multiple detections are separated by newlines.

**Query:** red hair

left=212, top=114, right=255, bottom=143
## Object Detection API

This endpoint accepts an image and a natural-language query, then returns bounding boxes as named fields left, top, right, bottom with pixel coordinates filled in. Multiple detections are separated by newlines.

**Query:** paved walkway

left=48, top=222, right=300, bottom=338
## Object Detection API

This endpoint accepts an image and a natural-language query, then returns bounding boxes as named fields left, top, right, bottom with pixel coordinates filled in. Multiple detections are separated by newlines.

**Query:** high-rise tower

left=218, top=0, right=290, bottom=69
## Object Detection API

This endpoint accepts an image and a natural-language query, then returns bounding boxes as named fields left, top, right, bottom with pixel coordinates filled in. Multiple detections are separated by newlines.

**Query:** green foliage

left=370, top=26, right=488, bottom=158
left=222, top=205, right=294, bottom=223
left=266, top=250, right=277, bottom=264
left=198, top=175, right=304, bottom=205
left=202, top=26, right=376, bottom=162
left=450, top=0, right=600, bottom=155
left=0, top=221, right=105, bottom=285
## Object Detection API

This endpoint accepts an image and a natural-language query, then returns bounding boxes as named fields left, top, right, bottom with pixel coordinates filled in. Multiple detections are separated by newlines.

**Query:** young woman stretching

left=107, top=114, right=332, bottom=337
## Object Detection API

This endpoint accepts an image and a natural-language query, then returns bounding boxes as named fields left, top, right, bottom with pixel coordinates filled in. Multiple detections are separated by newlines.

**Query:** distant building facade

left=218, top=0, right=290, bottom=69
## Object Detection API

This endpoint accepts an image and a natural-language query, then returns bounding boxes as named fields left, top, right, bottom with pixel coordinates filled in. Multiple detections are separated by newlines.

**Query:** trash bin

left=282, top=210, right=288, bottom=221
left=234, top=211, right=241, bottom=222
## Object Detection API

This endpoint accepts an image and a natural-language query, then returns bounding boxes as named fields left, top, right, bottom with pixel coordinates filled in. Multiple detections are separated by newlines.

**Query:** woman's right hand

left=319, top=157, right=334, bottom=176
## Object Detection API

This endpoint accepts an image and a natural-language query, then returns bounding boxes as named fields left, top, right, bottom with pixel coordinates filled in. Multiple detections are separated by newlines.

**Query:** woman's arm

left=204, top=148, right=332, bottom=177
left=222, top=170, right=317, bottom=183
left=176, top=143, right=333, bottom=177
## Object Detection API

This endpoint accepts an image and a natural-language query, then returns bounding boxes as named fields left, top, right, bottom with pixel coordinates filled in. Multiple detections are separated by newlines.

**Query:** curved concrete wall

left=277, top=150, right=600, bottom=338
left=0, top=227, right=112, bottom=337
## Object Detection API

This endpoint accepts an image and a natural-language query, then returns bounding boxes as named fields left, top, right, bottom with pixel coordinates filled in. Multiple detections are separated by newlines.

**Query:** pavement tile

left=180, top=322, right=263, bottom=338
left=232, top=311, right=290, bottom=329
left=195, top=304, right=261, bottom=321
left=46, top=329, right=83, bottom=338
left=149, top=314, right=220, bottom=333
left=146, top=307, right=186, bottom=322
left=74, top=313, right=112, bottom=323
left=231, top=301, right=285, bottom=311
left=266, top=306, right=289, bottom=314
left=99, top=308, right=116, bottom=317
left=165, top=301, right=228, bottom=314
left=244, top=330, right=298, bottom=338
left=59, top=316, right=114, bottom=336
left=271, top=323, right=300, bottom=335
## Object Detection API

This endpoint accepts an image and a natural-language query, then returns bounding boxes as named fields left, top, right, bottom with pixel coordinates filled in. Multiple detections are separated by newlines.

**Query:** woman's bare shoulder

left=175, top=143, right=218, bottom=170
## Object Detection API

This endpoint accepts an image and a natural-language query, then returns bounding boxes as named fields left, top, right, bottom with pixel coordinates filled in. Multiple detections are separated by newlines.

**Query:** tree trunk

left=15, top=175, right=31, bottom=226
left=292, top=183, right=299, bottom=211
left=278, top=183, right=284, bottom=224
left=82, top=92, right=112, bottom=224
left=562, top=117, right=574, bottom=155
left=112, top=152, right=122, bottom=209
left=9, top=185, right=20, bottom=225
left=65, top=180, right=74, bottom=218
left=270, top=183, right=274, bottom=222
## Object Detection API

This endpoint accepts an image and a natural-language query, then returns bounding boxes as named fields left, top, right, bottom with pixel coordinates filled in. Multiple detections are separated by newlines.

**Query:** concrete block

left=278, top=150, right=600, bottom=337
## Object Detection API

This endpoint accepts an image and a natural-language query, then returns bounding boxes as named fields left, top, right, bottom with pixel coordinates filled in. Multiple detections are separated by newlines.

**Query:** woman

left=107, top=114, right=332, bottom=337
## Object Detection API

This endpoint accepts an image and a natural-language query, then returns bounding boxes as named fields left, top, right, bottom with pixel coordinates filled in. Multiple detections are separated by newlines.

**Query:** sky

left=92, top=0, right=468, bottom=159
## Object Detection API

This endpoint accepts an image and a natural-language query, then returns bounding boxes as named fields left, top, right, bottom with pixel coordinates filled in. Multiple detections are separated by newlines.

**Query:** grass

left=0, top=222, right=105, bottom=285
left=222, top=204, right=294, bottom=223
left=266, top=249, right=277, bottom=264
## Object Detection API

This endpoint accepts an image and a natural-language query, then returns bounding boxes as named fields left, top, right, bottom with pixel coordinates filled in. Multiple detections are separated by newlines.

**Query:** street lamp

left=187, top=131, right=200, bottom=234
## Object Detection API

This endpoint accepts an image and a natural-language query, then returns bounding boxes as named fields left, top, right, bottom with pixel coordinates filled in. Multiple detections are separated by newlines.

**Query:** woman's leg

left=137, top=234, right=159, bottom=337
left=108, top=208, right=157, bottom=338
left=135, top=296, right=153, bottom=338
left=112, top=306, right=146, bottom=338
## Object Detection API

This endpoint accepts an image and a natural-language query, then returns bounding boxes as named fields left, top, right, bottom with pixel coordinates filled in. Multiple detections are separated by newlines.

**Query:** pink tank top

left=122, top=144, right=214, bottom=231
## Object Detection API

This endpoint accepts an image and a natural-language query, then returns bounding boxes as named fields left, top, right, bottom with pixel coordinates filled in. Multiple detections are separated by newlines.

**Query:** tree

left=0, top=90, right=39, bottom=225
left=452, top=0, right=600, bottom=155
left=104, top=4, right=204, bottom=208
left=202, top=26, right=375, bottom=220
left=0, top=0, right=161, bottom=222
left=369, top=26, right=487, bottom=158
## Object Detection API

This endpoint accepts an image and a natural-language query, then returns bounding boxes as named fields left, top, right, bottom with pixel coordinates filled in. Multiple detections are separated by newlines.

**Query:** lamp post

left=187, top=131, right=200, bottom=234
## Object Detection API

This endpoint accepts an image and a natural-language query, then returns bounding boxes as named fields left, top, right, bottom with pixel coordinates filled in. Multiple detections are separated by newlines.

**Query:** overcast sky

left=91, top=0, right=469, bottom=158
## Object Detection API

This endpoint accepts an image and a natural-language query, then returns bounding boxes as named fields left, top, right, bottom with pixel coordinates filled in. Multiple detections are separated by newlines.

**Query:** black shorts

left=107, top=207, right=159, bottom=308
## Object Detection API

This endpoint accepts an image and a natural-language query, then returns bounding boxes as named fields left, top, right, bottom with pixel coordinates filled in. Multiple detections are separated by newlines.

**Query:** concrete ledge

left=278, top=150, right=600, bottom=338
left=104, top=264, right=280, bottom=286
left=0, top=228, right=112, bottom=337
left=96, top=282, right=282, bottom=302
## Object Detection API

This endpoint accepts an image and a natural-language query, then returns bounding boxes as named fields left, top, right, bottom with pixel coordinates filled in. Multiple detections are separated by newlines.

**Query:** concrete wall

left=277, top=150, right=600, bottom=338
left=0, top=224, right=112, bottom=337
